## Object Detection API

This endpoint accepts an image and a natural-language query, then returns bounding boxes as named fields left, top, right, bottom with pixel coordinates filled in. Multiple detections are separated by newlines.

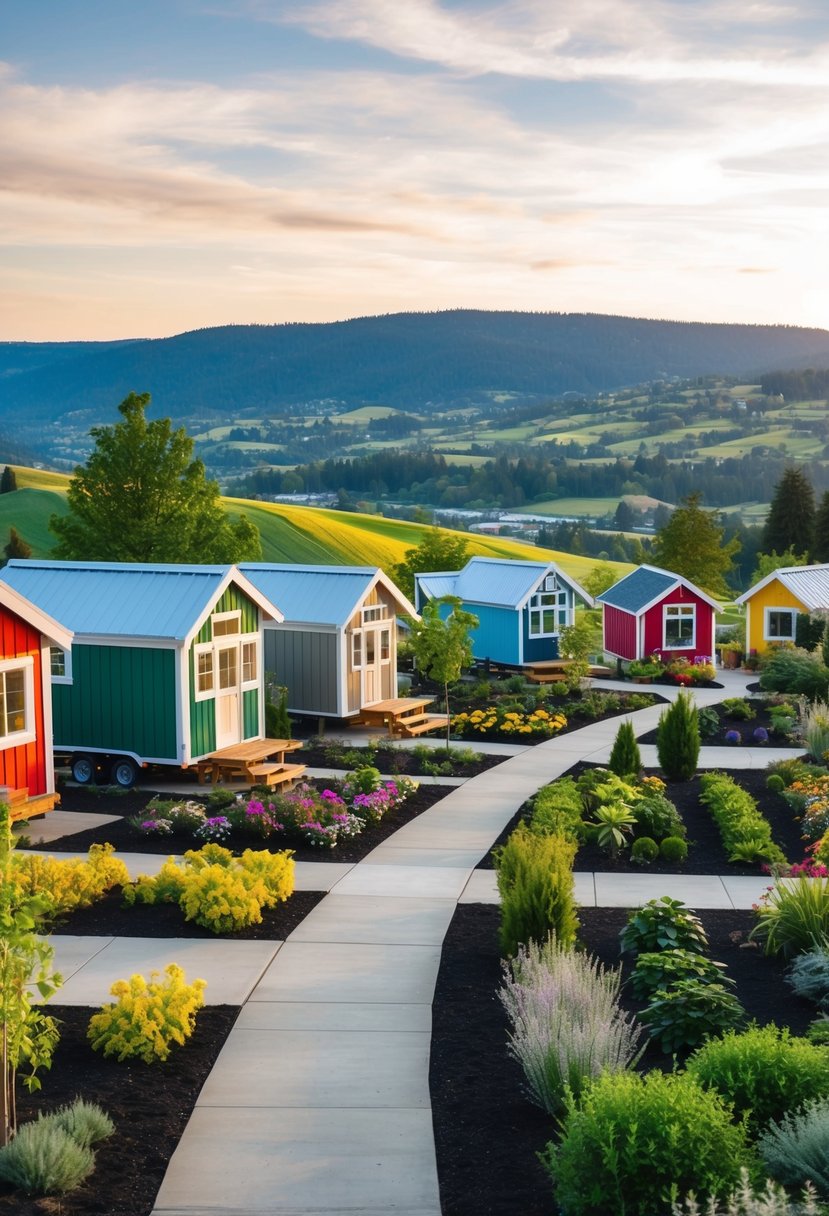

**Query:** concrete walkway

left=148, top=671, right=797, bottom=1216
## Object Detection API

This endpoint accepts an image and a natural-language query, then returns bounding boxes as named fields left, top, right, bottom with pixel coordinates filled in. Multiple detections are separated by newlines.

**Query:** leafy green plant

left=697, top=705, right=722, bottom=739
left=751, top=877, right=829, bottom=959
left=620, top=896, right=708, bottom=957
left=661, top=835, right=689, bottom=863
left=687, top=1023, right=829, bottom=1133
left=495, top=823, right=578, bottom=957
left=589, top=802, right=637, bottom=855
left=672, top=1168, right=822, bottom=1216
left=758, top=1098, right=829, bottom=1198
left=760, top=648, right=829, bottom=700
left=629, top=948, right=732, bottom=1001
left=639, top=979, right=745, bottom=1053
left=631, top=836, right=659, bottom=865
left=628, top=656, right=665, bottom=679
left=541, top=1070, right=751, bottom=1216
left=634, top=792, right=685, bottom=841
left=721, top=698, right=757, bottom=721
left=805, top=1016, right=829, bottom=1046
left=608, top=719, right=641, bottom=777
left=699, top=772, right=787, bottom=866
left=657, top=690, right=700, bottom=780
left=528, top=777, right=585, bottom=842
left=88, top=963, right=206, bottom=1063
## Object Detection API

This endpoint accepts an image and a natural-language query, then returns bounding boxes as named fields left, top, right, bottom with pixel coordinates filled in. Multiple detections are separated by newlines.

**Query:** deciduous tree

left=50, top=393, right=262, bottom=564
left=391, top=527, right=468, bottom=602
left=407, top=596, right=478, bottom=748
left=651, top=493, right=739, bottom=597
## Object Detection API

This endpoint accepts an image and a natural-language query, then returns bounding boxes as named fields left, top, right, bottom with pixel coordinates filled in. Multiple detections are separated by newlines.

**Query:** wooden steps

left=395, top=713, right=450, bottom=738
left=246, top=762, right=306, bottom=790
left=1, top=787, right=60, bottom=822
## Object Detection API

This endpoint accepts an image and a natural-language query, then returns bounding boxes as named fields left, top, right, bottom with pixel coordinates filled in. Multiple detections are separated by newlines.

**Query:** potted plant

left=628, top=656, right=665, bottom=684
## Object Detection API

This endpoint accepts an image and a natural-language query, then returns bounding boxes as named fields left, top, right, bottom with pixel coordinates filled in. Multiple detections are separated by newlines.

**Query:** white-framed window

left=362, top=604, right=388, bottom=623
left=0, top=657, right=35, bottom=750
left=212, top=611, right=241, bottom=638
left=380, top=628, right=391, bottom=662
left=241, top=639, right=258, bottom=686
left=217, top=646, right=238, bottom=691
left=765, top=607, right=797, bottom=641
left=664, top=604, right=696, bottom=649
left=528, top=590, right=569, bottom=637
left=195, top=646, right=214, bottom=699
left=352, top=630, right=363, bottom=668
left=50, top=646, right=72, bottom=684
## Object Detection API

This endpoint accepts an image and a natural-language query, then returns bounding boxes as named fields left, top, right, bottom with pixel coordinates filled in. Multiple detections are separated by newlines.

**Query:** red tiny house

left=0, top=585, right=72, bottom=820
left=598, top=565, right=719, bottom=665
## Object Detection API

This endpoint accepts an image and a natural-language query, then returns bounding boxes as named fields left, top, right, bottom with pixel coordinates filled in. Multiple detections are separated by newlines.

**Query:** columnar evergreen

left=813, top=491, right=829, bottom=563
left=608, top=720, right=642, bottom=778
left=656, top=691, right=700, bottom=781
left=763, top=467, right=815, bottom=559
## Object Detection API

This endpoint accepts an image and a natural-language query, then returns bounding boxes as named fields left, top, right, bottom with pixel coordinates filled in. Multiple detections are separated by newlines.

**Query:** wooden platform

left=2, top=787, right=60, bottom=823
left=354, top=697, right=448, bottom=738
left=481, top=658, right=612, bottom=684
left=195, top=738, right=305, bottom=787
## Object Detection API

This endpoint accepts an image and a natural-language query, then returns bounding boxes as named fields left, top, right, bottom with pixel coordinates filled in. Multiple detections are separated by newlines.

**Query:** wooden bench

left=246, top=762, right=306, bottom=790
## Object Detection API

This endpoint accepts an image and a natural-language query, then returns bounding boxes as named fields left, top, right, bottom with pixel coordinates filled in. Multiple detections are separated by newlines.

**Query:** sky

left=2, top=0, right=829, bottom=341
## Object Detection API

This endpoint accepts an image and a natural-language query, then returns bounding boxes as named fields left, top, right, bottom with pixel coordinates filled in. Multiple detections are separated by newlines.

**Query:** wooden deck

left=1, top=787, right=60, bottom=822
left=195, top=738, right=306, bottom=788
left=354, top=697, right=449, bottom=738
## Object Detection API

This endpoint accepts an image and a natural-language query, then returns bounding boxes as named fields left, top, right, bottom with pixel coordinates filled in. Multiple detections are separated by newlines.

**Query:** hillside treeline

left=760, top=368, right=829, bottom=402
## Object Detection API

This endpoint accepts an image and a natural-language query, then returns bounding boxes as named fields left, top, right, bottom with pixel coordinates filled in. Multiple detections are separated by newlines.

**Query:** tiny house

left=0, top=561, right=283, bottom=785
left=414, top=556, right=592, bottom=667
left=736, top=564, right=829, bottom=656
left=241, top=564, right=417, bottom=718
left=0, top=581, right=73, bottom=819
left=598, top=564, right=720, bottom=663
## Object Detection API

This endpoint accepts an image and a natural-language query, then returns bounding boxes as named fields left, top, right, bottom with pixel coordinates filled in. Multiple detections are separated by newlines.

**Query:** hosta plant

left=639, top=979, right=745, bottom=1054
left=620, top=896, right=708, bottom=957
left=88, top=963, right=206, bottom=1063
left=629, top=948, right=732, bottom=1002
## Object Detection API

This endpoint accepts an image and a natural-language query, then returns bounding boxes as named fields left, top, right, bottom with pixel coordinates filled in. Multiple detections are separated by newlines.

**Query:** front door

left=215, top=643, right=240, bottom=748
left=361, top=628, right=379, bottom=704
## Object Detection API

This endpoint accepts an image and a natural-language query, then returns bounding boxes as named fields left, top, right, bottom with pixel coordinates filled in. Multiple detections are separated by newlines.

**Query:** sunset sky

left=3, top=1, right=829, bottom=340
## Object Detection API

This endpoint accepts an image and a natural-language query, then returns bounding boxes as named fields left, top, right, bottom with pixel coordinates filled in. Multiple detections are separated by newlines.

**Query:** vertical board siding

left=447, top=602, right=520, bottom=665
left=0, top=606, right=47, bottom=795
left=264, top=629, right=339, bottom=715
left=196, top=585, right=259, bottom=644
left=643, top=588, right=716, bottom=660
left=744, top=580, right=806, bottom=655
left=522, top=607, right=560, bottom=663
left=188, top=647, right=216, bottom=758
left=603, top=605, right=638, bottom=660
left=242, top=688, right=258, bottom=739
left=53, top=644, right=178, bottom=761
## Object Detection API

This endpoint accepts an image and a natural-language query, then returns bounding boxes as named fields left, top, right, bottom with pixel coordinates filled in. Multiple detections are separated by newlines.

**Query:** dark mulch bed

left=52, top=886, right=325, bottom=939
left=23, top=783, right=456, bottom=864
left=0, top=1005, right=239, bottom=1216
left=637, top=701, right=793, bottom=748
left=431, top=903, right=814, bottom=1216
left=478, top=764, right=808, bottom=875
left=297, top=740, right=503, bottom=777
left=449, top=689, right=668, bottom=746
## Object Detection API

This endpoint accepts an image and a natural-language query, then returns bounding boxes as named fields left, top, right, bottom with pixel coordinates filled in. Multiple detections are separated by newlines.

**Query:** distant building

left=736, top=564, right=829, bottom=655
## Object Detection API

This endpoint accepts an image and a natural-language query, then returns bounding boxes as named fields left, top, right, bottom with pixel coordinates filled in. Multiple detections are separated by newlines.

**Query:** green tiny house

left=0, top=561, right=284, bottom=786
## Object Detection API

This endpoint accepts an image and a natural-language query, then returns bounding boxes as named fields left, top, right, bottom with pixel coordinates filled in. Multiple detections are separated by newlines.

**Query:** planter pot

left=721, top=650, right=742, bottom=670
left=632, top=676, right=653, bottom=684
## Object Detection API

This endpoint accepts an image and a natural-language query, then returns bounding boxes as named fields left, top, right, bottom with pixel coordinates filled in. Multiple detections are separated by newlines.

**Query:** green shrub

left=660, top=835, right=689, bottom=863
left=629, top=948, right=732, bottom=1001
left=639, top=979, right=745, bottom=1053
left=631, top=836, right=659, bottom=865
left=805, top=1016, right=829, bottom=1046
left=635, top=793, right=685, bottom=841
left=802, top=700, right=829, bottom=761
left=759, top=1098, right=829, bottom=1197
left=657, top=691, right=700, bottom=780
left=751, top=877, right=829, bottom=959
left=620, top=897, right=708, bottom=957
left=760, top=648, right=829, bottom=700
left=699, top=772, right=787, bottom=866
left=672, top=1168, right=823, bottom=1215
left=787, top=948, right=829, bottom=1008
left=0, top=1122, right=94, bottom=1195
left=767, top=773, right=786, bottom=793
left=47, top=1100, right=114, bottom=1151
left=495, top=823, right=578, bottom=957
left=697, top=705, right=722, bottom=739
left=529, top=778, right=584, bottom=842
left=589, top=802, right=637, bottom=855
left=608, top=719, right=641, bottom=778
left=721, top=698, right=756, bottom=721
left=687, top=1023, right=829, bottom=1132
left=542, top=1070, right=752, bottom=1216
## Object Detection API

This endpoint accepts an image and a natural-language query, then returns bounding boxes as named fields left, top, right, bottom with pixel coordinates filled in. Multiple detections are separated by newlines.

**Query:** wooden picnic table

left=354, top=696, right=449, bottom=738
left=196, top=738, right=304, bottom=785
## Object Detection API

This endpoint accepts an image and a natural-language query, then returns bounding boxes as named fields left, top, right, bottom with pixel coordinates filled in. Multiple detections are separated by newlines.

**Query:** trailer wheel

left=71, top=755, right=97, bottom=784
left=110, top=757, right=138, bottom=788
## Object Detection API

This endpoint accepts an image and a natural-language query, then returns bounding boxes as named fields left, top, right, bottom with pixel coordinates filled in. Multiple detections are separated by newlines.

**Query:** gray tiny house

left=0, top=561, right=283, bottom=785
left=240, top=565, right=417, bottom=718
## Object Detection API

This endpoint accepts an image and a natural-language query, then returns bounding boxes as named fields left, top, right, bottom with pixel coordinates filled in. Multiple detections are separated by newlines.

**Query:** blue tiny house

left=0, top=561, right=284, bottom=785
left=415, top=557, right=592, bottom=667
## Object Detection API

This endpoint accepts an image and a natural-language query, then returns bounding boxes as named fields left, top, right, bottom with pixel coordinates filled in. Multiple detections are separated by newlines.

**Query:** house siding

left=0, top=605, right=47, bottom=795
left=522, top=607, right=560, bottom=662
left=445, top=601, right=519, bottom=665
left=642, top=586, right=716, bottom=660
left=54, top=644, right=178, bottom=762
left=196, top=584, right=259, bottom=643
left=243, top=688, right=259, bottom=738
left=603, top=605, right=638, bottom=660
left=744, top=579, right=807, bottom=655
left=263, top=628, right=339, bottom=715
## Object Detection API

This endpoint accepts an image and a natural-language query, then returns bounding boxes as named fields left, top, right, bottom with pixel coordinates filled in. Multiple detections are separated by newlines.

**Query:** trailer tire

left=110, top=757, right=138, bottom=788
left=71, top=755, right=97, bottom=785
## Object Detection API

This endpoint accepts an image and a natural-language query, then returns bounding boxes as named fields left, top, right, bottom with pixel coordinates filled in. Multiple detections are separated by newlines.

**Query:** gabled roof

left=597, top=564, right=721, bottom=615
left=415, top=556, right=593, bottom=610
left=240, top=564, right=417, bottom=628
left=0, top=582, right=73, bottom=651
left=0, top=561, right=283, bottom=642
left=735, top=563, right=829, bottom=610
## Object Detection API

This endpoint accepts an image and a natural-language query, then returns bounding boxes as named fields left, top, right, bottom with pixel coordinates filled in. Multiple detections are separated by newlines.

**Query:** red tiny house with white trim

left=598, top=565, right=719, bottom=664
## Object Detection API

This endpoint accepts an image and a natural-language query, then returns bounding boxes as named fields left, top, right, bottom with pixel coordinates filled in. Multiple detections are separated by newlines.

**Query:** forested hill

left=3, top=311, right=829, bottom=421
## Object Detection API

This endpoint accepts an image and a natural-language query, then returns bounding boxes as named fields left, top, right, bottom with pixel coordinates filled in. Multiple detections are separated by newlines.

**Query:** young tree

left=2, top=529, right=31, bottom=564
left=391, top=527, right=469, bottom=602
left=763, top=467, right=815, bottom=559
left=582, top=562, right=617, bottom=599
left=750, top=547, right=809, bottom=586
left=0, top=467, right=17, bottom=495
left=407, top=596, right=478, bottom=748
left=651, top=493, right=739, bottom=597
left=49, top=393, right=262, bottom=564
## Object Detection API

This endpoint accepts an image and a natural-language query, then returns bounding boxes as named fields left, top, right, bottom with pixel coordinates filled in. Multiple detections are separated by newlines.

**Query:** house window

left=242, top=641, right=258, bottom=685
left=766, top=608, right=797, bottom=641
left=212, top=613, right=240, bottom=638
left=380, top=628, right=391, bottom=662
left=362, top=604, right=388, bottom=623
left=197, top=650, right=214, bottom=694
left=352, top=631, right=363, bottom=668
left=50, top=646, right=72, bottom=683
left=664, top=604, right=696, bottom=649
left=218, top=647, right=238, bottom=690
left=528, top=590, right=569, bottom=637
left=0, top=658, right=34, bottom=749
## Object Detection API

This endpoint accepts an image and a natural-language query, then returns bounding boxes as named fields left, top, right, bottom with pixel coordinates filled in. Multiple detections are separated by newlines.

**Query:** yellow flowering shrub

left=123, top=858, right=188, bottom=907
left=238, top=848, right=295, bottom=905
left=452, top=705, right=567, bottom=741
left=13, top=844, right=130, bottom=916
left=87, top=963, right=206, bottom=1063
left=180, top=863, right=267, bottom=932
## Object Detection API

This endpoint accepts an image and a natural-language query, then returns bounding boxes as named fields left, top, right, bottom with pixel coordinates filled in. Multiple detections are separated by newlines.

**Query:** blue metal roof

left=241, top=564, right=412, bottom=627
left=418, top=557, right=586, bottom=610
left=0, top=561, right=241, bottom=641
left=598, top=566, right=678, bottom=614
left=416, top=573, right=458, bottom=602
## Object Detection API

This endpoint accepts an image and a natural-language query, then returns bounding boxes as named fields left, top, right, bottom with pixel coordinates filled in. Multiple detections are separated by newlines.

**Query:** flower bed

left=445, top=686, right=660, bottom=745
left=452, top=705, right=567, bottom=741
left=296, top=738, right=502, bottom=777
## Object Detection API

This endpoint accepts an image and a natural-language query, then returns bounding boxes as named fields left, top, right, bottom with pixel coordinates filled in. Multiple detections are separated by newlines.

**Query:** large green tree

left=763, top=466, right=815, bottom=558
left=50, top=393, right=262, bottom=563
left=391, top=527, right=468, bottom=601
left=407, top=596, right=478, bottom=747
left=813, top=490, right=829, bottom=563
left=651, top=493, right=739, bottom=596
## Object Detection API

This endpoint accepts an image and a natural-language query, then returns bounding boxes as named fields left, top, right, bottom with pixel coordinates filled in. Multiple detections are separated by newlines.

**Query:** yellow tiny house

left=736, top=564, right=829, bottom=656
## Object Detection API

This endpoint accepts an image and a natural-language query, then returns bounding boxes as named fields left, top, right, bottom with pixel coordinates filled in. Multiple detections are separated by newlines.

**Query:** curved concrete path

left=148, top=671, right=801, bottom=1216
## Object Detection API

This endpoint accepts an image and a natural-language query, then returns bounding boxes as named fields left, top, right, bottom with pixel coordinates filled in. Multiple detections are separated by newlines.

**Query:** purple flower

left=753, top=727, right=769, bottom=744
left=725, top=729, right=742, bottom=745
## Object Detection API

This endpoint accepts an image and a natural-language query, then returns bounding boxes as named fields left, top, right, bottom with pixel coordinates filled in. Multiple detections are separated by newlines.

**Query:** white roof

left=736, top=563, right=829, bottom=610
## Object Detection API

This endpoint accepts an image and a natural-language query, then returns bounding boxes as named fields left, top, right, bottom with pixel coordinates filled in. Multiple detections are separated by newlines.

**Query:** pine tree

left=651, top=493, right=739, bottom=597
left=608, top=720, right=641, bottom=778
left=763, top=467, right=815, bottom=559
left=656, top=691, right=700, bottom=781
left=0, top=467, right=17, bottom=494
left=3, top=528, right=31, bottom=563
left=813, top=491, right=829, bottom=563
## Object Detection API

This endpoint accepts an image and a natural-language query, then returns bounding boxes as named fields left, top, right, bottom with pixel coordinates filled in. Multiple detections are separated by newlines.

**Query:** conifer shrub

left=787, top=947, right=829, bottom=1008
left=542, top=1070, right=752, bottom=1216
left=656, top=690, right=700, bottom=780
left=495, top=823, right=578, bottom=957
left=88, top=963, right=206, bottom=1063
left=758, top=1098, right=829, bottom=1197
left=760, top=648, right=829, bottom=700
left=528, top=778, right=584, bottom=842
left=608, top=719, right=641, bottom=778
left=687, top=1023, right=829, bottom=1133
